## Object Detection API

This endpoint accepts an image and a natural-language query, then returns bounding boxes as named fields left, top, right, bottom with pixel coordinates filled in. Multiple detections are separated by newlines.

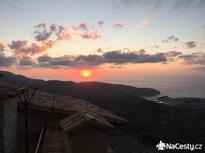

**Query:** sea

left=100, top=76, right=205, bottom=98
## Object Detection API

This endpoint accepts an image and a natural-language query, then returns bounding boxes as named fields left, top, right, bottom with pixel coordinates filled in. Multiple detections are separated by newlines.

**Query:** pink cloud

left=14, top=40, right=56, bottom=56
left=77, top=22, right=89, bottom=31
left=80, top=30, right=102, bottom=40
left=137, top=19, right=151, bottom=28
left=0, top=43, right=5, bottom=51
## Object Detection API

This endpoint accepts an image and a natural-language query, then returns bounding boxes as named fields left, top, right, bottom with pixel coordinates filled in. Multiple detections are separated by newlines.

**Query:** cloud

left=19, top=57, right=36, bottom=66
left=11, top=40, right=55, bottom=56
left=0, top=43, right=5, bottom=51
left=33, top=23, right=72, bottom=41
left=0, top=54, right=16, bottom=67
left=80, top=30, right=102, bottom=40
left=37, top=55, right=73, bottom=67
left=113, top=22, right=128, bottom=28
left=120, top=0, right=205, bottom=10
left=77, top=22, right=89, bottom=31
left=98, top=21, right=105, bottom=26
left=185, top=41, right=197, bottom=48
left=33, top=22, right=102, bottom=41
left=8, top=22, right=103, bottom=56
left=33, top=23, right=68, bottom=41
left=35, top=50, right=167, bottom=68
left=33, top=23, right=54, bottom=41
left=165, top=51, right=182, bottom=57
left=13, top=6, right=24, bottom=12
left=137, top=19, right=151, bottom=28
left=96, top=48, right=104, bottom=53
left=162, top=36, right=179, bottom=43
left=56, top=25, right=72, bottom=40
left=8, top=40, right=27, bottom=50
left=104, top=51, right=166, bottom=64
left=71, top=22, right=90, bottom=31
left=180, top=52, right=205, bottom=65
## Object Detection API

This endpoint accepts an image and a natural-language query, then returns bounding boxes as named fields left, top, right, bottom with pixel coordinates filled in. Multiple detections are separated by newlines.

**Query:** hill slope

left=1, top=71, right=205, bottom=146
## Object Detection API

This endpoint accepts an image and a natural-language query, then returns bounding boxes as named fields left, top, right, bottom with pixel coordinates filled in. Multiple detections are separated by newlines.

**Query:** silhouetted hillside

left=1, top=71, right=205, bottom=151
left=0, top=71, right=160, bottom=108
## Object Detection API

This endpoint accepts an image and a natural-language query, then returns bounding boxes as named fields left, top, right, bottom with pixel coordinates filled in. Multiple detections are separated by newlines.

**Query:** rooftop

left=60, top=112, right=113, bottom=134
left=26, top=91, right=127, bottom=125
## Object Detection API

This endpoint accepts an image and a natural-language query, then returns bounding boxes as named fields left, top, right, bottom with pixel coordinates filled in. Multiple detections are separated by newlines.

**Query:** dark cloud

left=0, top=55, right=16, bottom=67
left=185, top=41, right=197, bottom=48
left=37, top=55, right=73, bottom=67
left=9, top=40, right=27, bottom=50
left=36, top=50, right=167, bottom=68
left=180, top=52, right=205, bottom=65
left=37, top=55, right=52, bottom=63
left=0, top=43, right=5, bottom=51
left=96, top=48, right=104, bottom=53
left=104, top=51, right=166, bottom=64
left=19, top=57, right=35, bottom=66
left=33, top=23, right=57, bottom=41
left=113, top=22, right=127, bottom=28
left=33, top=23, right=70, bottom=41
left=98, top=21, right=105, bottom=26
left=162, top=36, right=179, bottom=43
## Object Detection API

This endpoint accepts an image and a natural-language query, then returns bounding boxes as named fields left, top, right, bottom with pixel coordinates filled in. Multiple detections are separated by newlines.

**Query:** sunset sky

left=0, top=0, right=205, bottom=82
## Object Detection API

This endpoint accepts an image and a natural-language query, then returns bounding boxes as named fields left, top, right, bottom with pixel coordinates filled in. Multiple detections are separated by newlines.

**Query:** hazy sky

left=0, top=0, right=205, bottom=81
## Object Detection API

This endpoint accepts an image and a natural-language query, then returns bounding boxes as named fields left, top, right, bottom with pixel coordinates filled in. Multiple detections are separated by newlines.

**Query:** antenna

left=16, top=87, right=37, bottom=153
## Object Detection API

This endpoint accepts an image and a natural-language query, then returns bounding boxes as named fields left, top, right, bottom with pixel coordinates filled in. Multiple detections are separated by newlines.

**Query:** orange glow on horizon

left=80, top=69, right=93, bottom=78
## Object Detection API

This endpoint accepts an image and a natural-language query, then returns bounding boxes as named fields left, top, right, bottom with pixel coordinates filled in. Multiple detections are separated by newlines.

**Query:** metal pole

left=24, top=100, right=29, bottom=153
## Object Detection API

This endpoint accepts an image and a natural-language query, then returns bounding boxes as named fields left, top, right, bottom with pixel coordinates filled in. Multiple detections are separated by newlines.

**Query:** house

left=0, top=83, right=158, bottom=153
left=60, top=112, right=113, bottom=153
left=24, top=91, right=127, bottom=153
left=42, top=112, right=114, bottom=153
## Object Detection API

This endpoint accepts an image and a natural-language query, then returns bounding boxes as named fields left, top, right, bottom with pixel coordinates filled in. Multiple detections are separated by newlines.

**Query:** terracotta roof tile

left=27, top=91, right=127, bottom=124
left=60, top=112, right=113, bottom=134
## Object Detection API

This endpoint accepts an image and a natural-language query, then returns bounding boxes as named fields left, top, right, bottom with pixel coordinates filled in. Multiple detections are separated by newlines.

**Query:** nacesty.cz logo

left=156, top=140, right=203, bottom=151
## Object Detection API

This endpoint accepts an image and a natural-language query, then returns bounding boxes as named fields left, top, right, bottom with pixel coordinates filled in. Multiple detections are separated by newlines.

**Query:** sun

left=80, top=69, right=92, bottom=78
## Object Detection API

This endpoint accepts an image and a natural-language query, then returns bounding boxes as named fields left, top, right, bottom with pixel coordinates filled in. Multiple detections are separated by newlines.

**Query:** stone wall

left=0, top=101, right=4, bottom=153
left=0, top=98, right=17, bottom=153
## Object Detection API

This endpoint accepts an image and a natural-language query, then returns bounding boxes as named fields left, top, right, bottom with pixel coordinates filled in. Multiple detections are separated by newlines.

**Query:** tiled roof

left=42, top=129, right=70, bottom=153
left=60, top=112, right=113, bottom=134
left=27, top=91, right=127, bottom=125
